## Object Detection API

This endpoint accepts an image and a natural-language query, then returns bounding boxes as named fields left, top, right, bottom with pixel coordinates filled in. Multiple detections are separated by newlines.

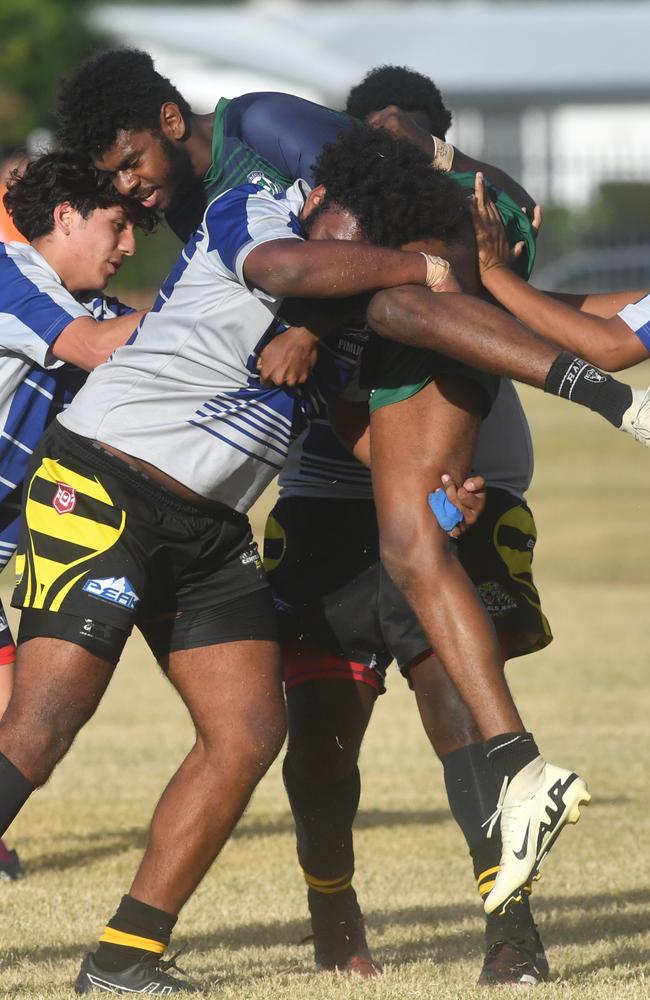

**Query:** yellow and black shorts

left=263, top=488, right=551, bottom=687
left=12, top=422, right=277, bottom=664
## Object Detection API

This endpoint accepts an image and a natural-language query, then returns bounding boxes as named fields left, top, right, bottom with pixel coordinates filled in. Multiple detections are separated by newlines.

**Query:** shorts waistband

left=52, top=423, right=240, bottom=520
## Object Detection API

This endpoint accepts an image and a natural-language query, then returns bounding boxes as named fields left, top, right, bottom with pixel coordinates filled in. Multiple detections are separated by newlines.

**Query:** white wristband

left=420, top=252, right=450, bottom=290
left=431, top=135, right=454, bottom=172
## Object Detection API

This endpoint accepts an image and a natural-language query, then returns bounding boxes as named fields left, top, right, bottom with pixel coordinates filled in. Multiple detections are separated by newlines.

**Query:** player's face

left=301, top=190, right=367, bottom=243
left=70, top=205, right=137, bottom=290
left=95, top=129, right=179, bottom=211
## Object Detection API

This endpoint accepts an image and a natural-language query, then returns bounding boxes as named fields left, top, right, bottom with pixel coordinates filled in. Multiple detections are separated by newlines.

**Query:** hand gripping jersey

left=61, top=181, right=360, bottom=513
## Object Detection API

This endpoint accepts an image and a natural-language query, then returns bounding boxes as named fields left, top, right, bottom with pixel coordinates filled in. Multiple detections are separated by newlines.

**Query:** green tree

left=0, top=0, right=103, bottom=150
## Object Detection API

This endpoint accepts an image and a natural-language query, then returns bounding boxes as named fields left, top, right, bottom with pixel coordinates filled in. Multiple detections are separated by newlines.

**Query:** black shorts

left=12, top=422, right=277, bottom=663
left=263, top=490, right=551, bottom=688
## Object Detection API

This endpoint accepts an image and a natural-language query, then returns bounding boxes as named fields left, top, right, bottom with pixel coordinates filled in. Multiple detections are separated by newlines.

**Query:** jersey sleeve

left=224, top=92, right=351, bottom=185
left=0, top=250, right=89, bottom=368
left=81, top=294, right=136, bottom=320
left=204, top=184, right=305, bottom=288
left=617, top=293, right=650, bottom=354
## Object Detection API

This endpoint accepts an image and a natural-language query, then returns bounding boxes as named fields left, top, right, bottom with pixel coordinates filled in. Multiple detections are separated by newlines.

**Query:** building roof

left=93, top=1, right=650, bottom=107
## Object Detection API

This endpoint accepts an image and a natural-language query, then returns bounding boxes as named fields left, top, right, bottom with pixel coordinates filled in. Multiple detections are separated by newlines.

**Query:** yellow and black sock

left=282, top=755, right=360, bottom=886
left=304, top=873, right=362, bottom=933
left=93, top=895, right=177, bottom=973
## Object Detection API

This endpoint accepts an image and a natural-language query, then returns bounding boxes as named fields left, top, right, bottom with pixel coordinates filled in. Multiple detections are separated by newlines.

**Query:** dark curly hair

left=3, top=150, right=157, bottom=241
left=310, top=125, right=467, bottom=248
left=346, top=65, right=452, bottom=139
left=56, top=48, right=192, bottom=157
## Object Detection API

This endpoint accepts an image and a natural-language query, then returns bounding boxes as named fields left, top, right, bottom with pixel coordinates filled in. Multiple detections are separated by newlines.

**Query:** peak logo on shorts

left=82, top=576, right=139, bottom=610
left=53, top=482, right=77, bottom=515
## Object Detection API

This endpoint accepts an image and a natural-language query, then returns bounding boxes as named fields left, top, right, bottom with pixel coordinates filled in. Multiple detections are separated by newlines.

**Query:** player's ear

left=160, top=102, right=188, bottom=141
left=302, top=184, right=326, bottom=219
left=53, top=201, right=74, bottom=236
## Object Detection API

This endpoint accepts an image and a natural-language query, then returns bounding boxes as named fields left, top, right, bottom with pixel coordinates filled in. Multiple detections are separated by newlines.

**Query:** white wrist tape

left=431, top=135, right=454, bottom=172
left=420, top=252, right=450, bottom=290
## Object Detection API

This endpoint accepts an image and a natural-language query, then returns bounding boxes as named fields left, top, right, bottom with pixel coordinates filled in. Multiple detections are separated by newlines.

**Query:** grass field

left=0, top=377, right=649, bottom=999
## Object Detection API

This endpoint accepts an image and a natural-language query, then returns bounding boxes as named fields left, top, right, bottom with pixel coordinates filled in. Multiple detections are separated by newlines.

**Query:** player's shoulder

left=0, top=240, right=66, bottom=298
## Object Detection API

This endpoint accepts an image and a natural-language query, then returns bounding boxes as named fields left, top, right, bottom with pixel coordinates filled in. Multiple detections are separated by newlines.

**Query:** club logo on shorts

left=52, top=482, right=77, bottom=515
left=240, top=543, right=262, bottom=569
left=478, top=580, right=518, bottom=617
left=82, top=576, right=139, bottom=610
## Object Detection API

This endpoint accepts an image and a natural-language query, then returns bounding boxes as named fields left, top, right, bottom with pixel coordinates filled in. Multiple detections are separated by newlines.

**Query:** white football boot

left=620, top=386, right=650, bottom=446
left=483, top=756, right=591, bottom=915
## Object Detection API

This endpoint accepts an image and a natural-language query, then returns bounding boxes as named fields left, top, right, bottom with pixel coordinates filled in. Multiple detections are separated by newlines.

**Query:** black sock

left=94, top=895, right=177, bottom=973
left=442, top=744, right=503, bottom=899
left=544, top=351, right=632, bottom=427
left=0, top=752, right=34, bottom=837
left=442, top=743, right=502, bottom=852
left=485, top=732, right=540, bottom=786
left=283, top=754, right=359, bottom=885
left=485, top=891, right=538, bottom=945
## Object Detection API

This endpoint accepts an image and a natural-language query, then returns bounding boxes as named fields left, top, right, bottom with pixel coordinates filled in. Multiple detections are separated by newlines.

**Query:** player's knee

left=380, top=522, right=452, bottom=597
left=286, top=739, right=357, bottom=785
left=366, top=286, right=411, bottom=340
left=0, top=701, right=87, bottom=786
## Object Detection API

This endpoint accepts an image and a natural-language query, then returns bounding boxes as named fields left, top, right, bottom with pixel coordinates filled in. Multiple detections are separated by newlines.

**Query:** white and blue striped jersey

left=61, top=180, right=358, bottom=513
left=0, top=241, right=133, bottom=515
left=618, top=293, right=650, bottom=354
left=279, top=378, right=534, bottom=501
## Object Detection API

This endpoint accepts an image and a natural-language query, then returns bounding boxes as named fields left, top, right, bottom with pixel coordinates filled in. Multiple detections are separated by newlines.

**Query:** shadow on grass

left=232, top=807, right=449, bottom=840
left=3, top=885, right=649, bottom=985
left=21, top=826, right=148, bottom=874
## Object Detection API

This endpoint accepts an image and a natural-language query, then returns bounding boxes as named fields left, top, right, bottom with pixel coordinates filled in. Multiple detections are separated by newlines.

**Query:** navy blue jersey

left=166, top=92, right=350, bottom=241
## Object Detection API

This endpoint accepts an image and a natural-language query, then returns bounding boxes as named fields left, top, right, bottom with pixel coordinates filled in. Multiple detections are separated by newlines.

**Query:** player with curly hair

left=56, top=47, right=650, bottom=449
left=267, top=87, right=552, bottom=986
left=0, top=150, right=153, bottom=880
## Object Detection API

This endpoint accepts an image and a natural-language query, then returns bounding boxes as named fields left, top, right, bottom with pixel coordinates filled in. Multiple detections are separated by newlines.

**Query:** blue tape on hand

left=428, top=489, right=464, bottom=531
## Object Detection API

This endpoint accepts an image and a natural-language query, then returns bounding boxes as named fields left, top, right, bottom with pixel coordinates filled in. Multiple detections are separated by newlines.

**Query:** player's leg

left=378, top=508, right=547, bottom=986
left=79, top=627, right=285, bottom=994
left=77, top=482, right=284, bottom=994
left=285, top=672, right=379, bottom=975
left=264, top=497, right=383, bottom=975
left=0, top=500, right=26, bottom=879
left=0, top=432, right=132, bottom=853
left=370, top=370, right=589, bottom=912
left=0, top=600, right=25, bottom=880
left=367, top=286, right=647, bottom=446
left=409, top=654, right=547, bottom=985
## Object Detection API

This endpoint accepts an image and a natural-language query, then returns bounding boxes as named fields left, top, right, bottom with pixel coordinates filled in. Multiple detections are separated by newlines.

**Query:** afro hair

left=57, top=48, right=192, bottom=158
left=346, top=65, right=452, bottom=139
left=310, top=124, right=467, bottom=249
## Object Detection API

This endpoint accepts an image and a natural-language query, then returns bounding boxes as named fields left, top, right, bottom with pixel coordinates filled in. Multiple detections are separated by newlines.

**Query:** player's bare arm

left=50, top=310, right=147, bottom=372
left=243, top=235, right=437, bottom=299
left=366, top=105, right=537, bottom=218
left=470, top=173, right=649, bottom=371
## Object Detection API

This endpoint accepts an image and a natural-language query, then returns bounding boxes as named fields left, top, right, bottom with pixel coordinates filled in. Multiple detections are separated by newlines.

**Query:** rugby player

left=55, top=47, right=650, bottom=448
left=0, top=131, right=486, bottom=995
left=265, top=70, right=552, bottom=985
left=0, top=151, right=151, bottom=880
left=470, top=171, right=650, bottom=374
left=54, top=47, right=648, bottom=918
